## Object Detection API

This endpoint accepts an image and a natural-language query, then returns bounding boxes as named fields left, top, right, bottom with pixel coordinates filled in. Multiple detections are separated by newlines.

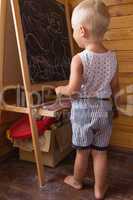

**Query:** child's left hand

left=55, top=86, right=62, bottom=95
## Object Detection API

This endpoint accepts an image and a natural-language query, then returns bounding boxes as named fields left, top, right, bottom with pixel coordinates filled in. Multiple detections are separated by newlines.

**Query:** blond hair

left=72, top=0, right=110, bottom=39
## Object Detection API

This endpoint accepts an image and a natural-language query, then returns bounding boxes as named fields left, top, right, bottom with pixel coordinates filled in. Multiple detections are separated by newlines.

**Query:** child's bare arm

left=110, top=68, right=120, bottom=117
left=111, top=68, right=120, bottom=104
left=111, top=66, right=125, bottom=117
left=55, top=54, right=83, bottom=96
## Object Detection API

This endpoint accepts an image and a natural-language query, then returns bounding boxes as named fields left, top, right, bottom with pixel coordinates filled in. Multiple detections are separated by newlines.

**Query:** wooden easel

left=0, top=0, right=74, bottom=187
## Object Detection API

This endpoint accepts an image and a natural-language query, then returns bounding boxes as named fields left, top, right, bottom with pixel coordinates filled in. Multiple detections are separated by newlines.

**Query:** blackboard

left=19, top=0, right=71, bottom=83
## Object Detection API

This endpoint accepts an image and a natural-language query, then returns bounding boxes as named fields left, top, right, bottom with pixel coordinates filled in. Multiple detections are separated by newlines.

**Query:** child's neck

left=85, top=41, right=108, bottom=53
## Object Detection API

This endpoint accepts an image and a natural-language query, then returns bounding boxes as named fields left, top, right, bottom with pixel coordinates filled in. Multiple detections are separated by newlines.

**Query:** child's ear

left=80, top=25, right=89, bottom=38
left=79, top=25, right=85, bottom=36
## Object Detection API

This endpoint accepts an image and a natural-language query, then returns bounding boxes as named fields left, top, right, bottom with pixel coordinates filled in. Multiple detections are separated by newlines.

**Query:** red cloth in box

left=9, top=115, right=55, bottom=140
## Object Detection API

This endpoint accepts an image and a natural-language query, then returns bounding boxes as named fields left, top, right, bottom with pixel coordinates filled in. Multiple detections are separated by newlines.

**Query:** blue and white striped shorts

left=70, top=99, right=113, bottom=151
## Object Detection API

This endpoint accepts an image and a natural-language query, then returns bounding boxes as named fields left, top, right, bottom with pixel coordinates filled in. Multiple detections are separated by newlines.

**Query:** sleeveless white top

left=78, top=49, right=117, bottom=98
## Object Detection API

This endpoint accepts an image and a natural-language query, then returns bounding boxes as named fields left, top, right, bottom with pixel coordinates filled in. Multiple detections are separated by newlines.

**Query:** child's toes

left=64, top=176, right=83, bottom=190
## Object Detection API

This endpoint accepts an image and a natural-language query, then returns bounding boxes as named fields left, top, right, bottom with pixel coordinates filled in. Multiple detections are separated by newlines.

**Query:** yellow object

left=6, top=130, right=13, bottom=142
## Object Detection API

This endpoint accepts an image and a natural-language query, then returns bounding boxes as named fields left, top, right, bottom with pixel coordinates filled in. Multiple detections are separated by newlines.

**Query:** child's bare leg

left=92, top=150, right=108, bottom=199
left=74, top=150, right=90, bottom=182
left=64, top=149, right=90, bottom=190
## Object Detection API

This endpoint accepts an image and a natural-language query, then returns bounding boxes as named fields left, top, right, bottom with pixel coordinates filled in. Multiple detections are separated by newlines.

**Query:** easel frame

left=0, top=0, right=74, bottom=187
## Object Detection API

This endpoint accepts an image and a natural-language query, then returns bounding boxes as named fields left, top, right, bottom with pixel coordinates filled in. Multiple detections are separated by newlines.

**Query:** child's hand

left=117, top=95, right=126, bottom=107
left=55, top=86, right=62, bottom=95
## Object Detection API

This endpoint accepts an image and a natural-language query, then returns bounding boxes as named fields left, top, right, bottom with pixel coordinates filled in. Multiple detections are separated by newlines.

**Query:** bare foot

left=94, top=184, right=109, bottom=199
left=64, top=176, right=83, bottom=190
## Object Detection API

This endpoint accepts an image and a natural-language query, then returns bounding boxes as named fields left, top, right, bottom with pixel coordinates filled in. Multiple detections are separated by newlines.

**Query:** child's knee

left=76, top=149, right=90, bottom=159
left=91, top=149, right=107, bottom=158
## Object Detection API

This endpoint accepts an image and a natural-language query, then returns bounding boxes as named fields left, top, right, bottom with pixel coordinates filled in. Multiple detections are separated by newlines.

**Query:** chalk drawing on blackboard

left=19, top=0, right=71, bottom=83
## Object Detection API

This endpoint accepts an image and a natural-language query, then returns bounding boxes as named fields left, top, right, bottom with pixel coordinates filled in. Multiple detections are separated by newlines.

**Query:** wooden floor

left=0, top=150, right=133, bottom=200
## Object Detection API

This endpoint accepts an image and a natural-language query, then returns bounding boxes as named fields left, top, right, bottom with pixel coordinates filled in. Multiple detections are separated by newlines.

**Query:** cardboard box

left=19, top=122, right=72, bottom=167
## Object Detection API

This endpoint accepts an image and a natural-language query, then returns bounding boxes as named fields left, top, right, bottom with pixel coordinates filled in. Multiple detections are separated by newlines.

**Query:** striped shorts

left=70, top=99, right=113, bottom=151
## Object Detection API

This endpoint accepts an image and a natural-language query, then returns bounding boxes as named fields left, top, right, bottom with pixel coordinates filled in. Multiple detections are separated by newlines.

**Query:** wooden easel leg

left=9, top=0, right=45, bottom=187
left=65, top=0, right=75, bottom=57
left=28, top=109, right=45, bottom=187
left=0, top=0, right=7, bottom=122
